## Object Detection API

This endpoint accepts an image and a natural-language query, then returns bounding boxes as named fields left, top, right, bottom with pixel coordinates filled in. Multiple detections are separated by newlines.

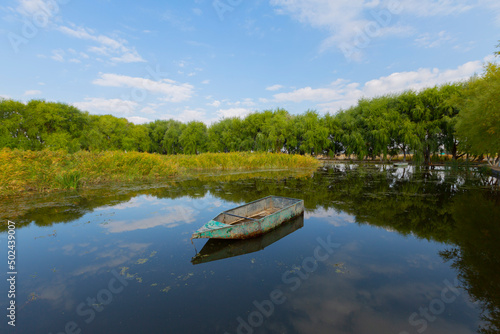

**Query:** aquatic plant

left=0, top=148, right=319, bottom=196
left=55, top=171, right=81, bottom=189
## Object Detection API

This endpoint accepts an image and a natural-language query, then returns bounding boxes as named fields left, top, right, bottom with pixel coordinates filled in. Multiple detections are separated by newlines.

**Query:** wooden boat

left=191, top=196, right=304, bottom=240
left=191, top=214, right=304, bottom=265
left=393, top=162, right=409, bottom=167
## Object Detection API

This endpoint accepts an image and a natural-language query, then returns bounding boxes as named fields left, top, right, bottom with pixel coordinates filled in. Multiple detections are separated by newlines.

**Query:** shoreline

left=0, top=149, right=319, bottom=197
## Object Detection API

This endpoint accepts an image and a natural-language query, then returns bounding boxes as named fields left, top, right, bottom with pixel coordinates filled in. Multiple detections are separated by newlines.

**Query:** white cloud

left=266, top=84, right=284, bottom=91
left=17, top=0, right=60, bottom=18
left=274, top=86, right=343, bottom=103
left=73, top=97, right=138, bottom=115
left=92, top=73, right=194, bottom=103
left=274, top=58, right=484, bottom=113
left=415, top=30, right=453, bottom=48
left=1, top=94, right=12, bottom=99
left=201, top=79, right=210, bottom=84
left=160, top=108, right=210, bottom=124
left=270, top=0, right=494, bottom=59
left=57, top=25, right=145, bottom=64
left=270, top=0, right=414, bottom=59
left=127, top=116, right=151, bottom=124
left=362, top=59, right=483, bottom=96
left=162, top=10, right=194, bottom=31
left=50, top=49, right=65, bottom=62
left=394, top=0, right=474, bottom=17
left=479, top=0, right=500, bottom=24
left=207, top=100, right=221, bottom=108
left=159, top=107, right=249, bottom=125
left=110, top=53, right=145, bottom=64
left=45, top=48, right=91, bottom=63
left=227, top=98, right=255, bottom=107
left=24, top=89, right=41, bottom=96
left=14, top=2, right=162, bottom=65
left=216, top=108, right=253, bottom=119
left=139, top=106, right=158, bottom=114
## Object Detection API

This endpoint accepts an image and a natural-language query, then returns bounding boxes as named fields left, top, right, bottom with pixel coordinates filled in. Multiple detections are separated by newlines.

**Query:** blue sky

left=1, top=0, right=499, bottom=124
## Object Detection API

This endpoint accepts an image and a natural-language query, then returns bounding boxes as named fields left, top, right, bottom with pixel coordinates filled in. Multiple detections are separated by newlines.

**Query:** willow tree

left=179, top=121, right=208, bottom=154
left=207, top=117, right=245, bottom=153
left=293, top=110, right=329, bottom=155
left=413, top=87, right=454, bottom=164
left=162, top=120, right=186, bottom=154
left=358, top=97, right=393, bottom=160
left=435, top=83, right=466, bottom=161
left=390, top=91, right=421, bottom=161
left=337, top=108, right=367, bottom=159
left=322, top=112, right=344, bottom=156
left=146, top=120, right=172, bottom=154
left=262, top=109, right=291, bottom=153
left=122, top=124, right=151, bottom=152
left=0, top=99, right=29, bottom=149
left=240, top=111, right=272, bottom=151
left=456, top=62, right=500, bottom=166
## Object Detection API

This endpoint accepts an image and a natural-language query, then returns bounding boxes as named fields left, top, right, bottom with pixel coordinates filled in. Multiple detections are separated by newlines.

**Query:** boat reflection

left=191, top=214, right=304, bottom=265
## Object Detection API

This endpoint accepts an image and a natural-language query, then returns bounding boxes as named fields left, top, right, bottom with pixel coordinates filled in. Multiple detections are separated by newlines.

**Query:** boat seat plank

left=223, top=212, right=259, bottom=221
left=227, top=208, right=280, bottom=225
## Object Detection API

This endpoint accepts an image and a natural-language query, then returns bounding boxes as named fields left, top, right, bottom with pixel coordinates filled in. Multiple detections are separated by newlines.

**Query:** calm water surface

left=1, top=164, right=499, bottom=334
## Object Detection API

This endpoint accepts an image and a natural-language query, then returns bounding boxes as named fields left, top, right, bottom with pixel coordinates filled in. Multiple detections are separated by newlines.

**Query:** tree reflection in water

left=1, top=163, right=498, bottom=332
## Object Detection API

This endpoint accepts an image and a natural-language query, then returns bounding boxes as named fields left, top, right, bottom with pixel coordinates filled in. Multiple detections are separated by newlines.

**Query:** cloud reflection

left=305, top=208, right=356, bottom=227
left=271, top=259, right=477, bottom=334
left=102, top=205, right=197, bottom=233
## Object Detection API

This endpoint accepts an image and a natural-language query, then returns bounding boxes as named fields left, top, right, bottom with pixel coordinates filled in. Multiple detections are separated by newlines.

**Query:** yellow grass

left=0, top=149, right=320, bottom=197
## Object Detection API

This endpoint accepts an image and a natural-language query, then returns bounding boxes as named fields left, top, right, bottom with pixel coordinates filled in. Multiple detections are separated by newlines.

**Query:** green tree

left=294, top=110, right=328, bottom=155
left=322, top=112, right=344, bottom=156
left=336, top=108, right=367, bottom=159
left=179, top=121, right=208, bottom=154
left=262, top=109, right=291, bottom=153
left=146, top=120, right=171, bottom=154
left=0, top=99, right=29, bottom=149
left=208, top=118, right=245, bottom=153
left=413, top=87, right=451, bottom=164
left=163, top=120, right=186, bottom=154
left=123, top=124, right=151, bottom=152
left=389, top=91, right=421, bottom=161
left=455, top=63, right=500, bottom=165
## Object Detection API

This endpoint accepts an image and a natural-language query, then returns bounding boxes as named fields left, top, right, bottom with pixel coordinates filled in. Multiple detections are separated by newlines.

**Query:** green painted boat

left=191, top=196, right=304, bottom=240
left=191, top=214, right=304, bottom=265
left=394, top=162, right=409, bottom=167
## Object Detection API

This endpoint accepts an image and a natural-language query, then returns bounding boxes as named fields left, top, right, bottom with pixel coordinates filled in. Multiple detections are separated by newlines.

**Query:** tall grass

left=55, top=171, right=82, bottom=189
left=0, top=149, right=320, bottom=196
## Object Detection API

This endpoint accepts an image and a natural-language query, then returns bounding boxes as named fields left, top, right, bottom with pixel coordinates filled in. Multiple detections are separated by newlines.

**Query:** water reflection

left=192, top=214, right=304, bottom=265
left=0, top=165, right=498, bottom=333
left=440, top=192, right=500, bottom=334
left=103, top=205, right=197, bottom=233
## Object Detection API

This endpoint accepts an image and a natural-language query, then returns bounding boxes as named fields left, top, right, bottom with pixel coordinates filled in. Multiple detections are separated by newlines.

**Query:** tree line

left=1, top=61, right=498, bottom=165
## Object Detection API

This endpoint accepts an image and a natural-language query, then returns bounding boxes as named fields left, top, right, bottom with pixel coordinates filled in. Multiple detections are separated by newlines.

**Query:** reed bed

left=0, top=149, right=319, bottom=196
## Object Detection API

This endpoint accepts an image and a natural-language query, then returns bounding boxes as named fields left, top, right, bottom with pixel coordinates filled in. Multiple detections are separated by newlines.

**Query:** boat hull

left=191, top=196, right=304, bottom=239
left=191, top=214, right=304, bottom=264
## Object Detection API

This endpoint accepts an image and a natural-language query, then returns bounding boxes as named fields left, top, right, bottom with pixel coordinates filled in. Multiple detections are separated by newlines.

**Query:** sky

left=0, top=0, right=499, bottom=125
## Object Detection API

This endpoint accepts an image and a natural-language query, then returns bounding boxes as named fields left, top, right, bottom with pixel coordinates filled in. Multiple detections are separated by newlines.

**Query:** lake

left=1, top=163, right=499, bottom=334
